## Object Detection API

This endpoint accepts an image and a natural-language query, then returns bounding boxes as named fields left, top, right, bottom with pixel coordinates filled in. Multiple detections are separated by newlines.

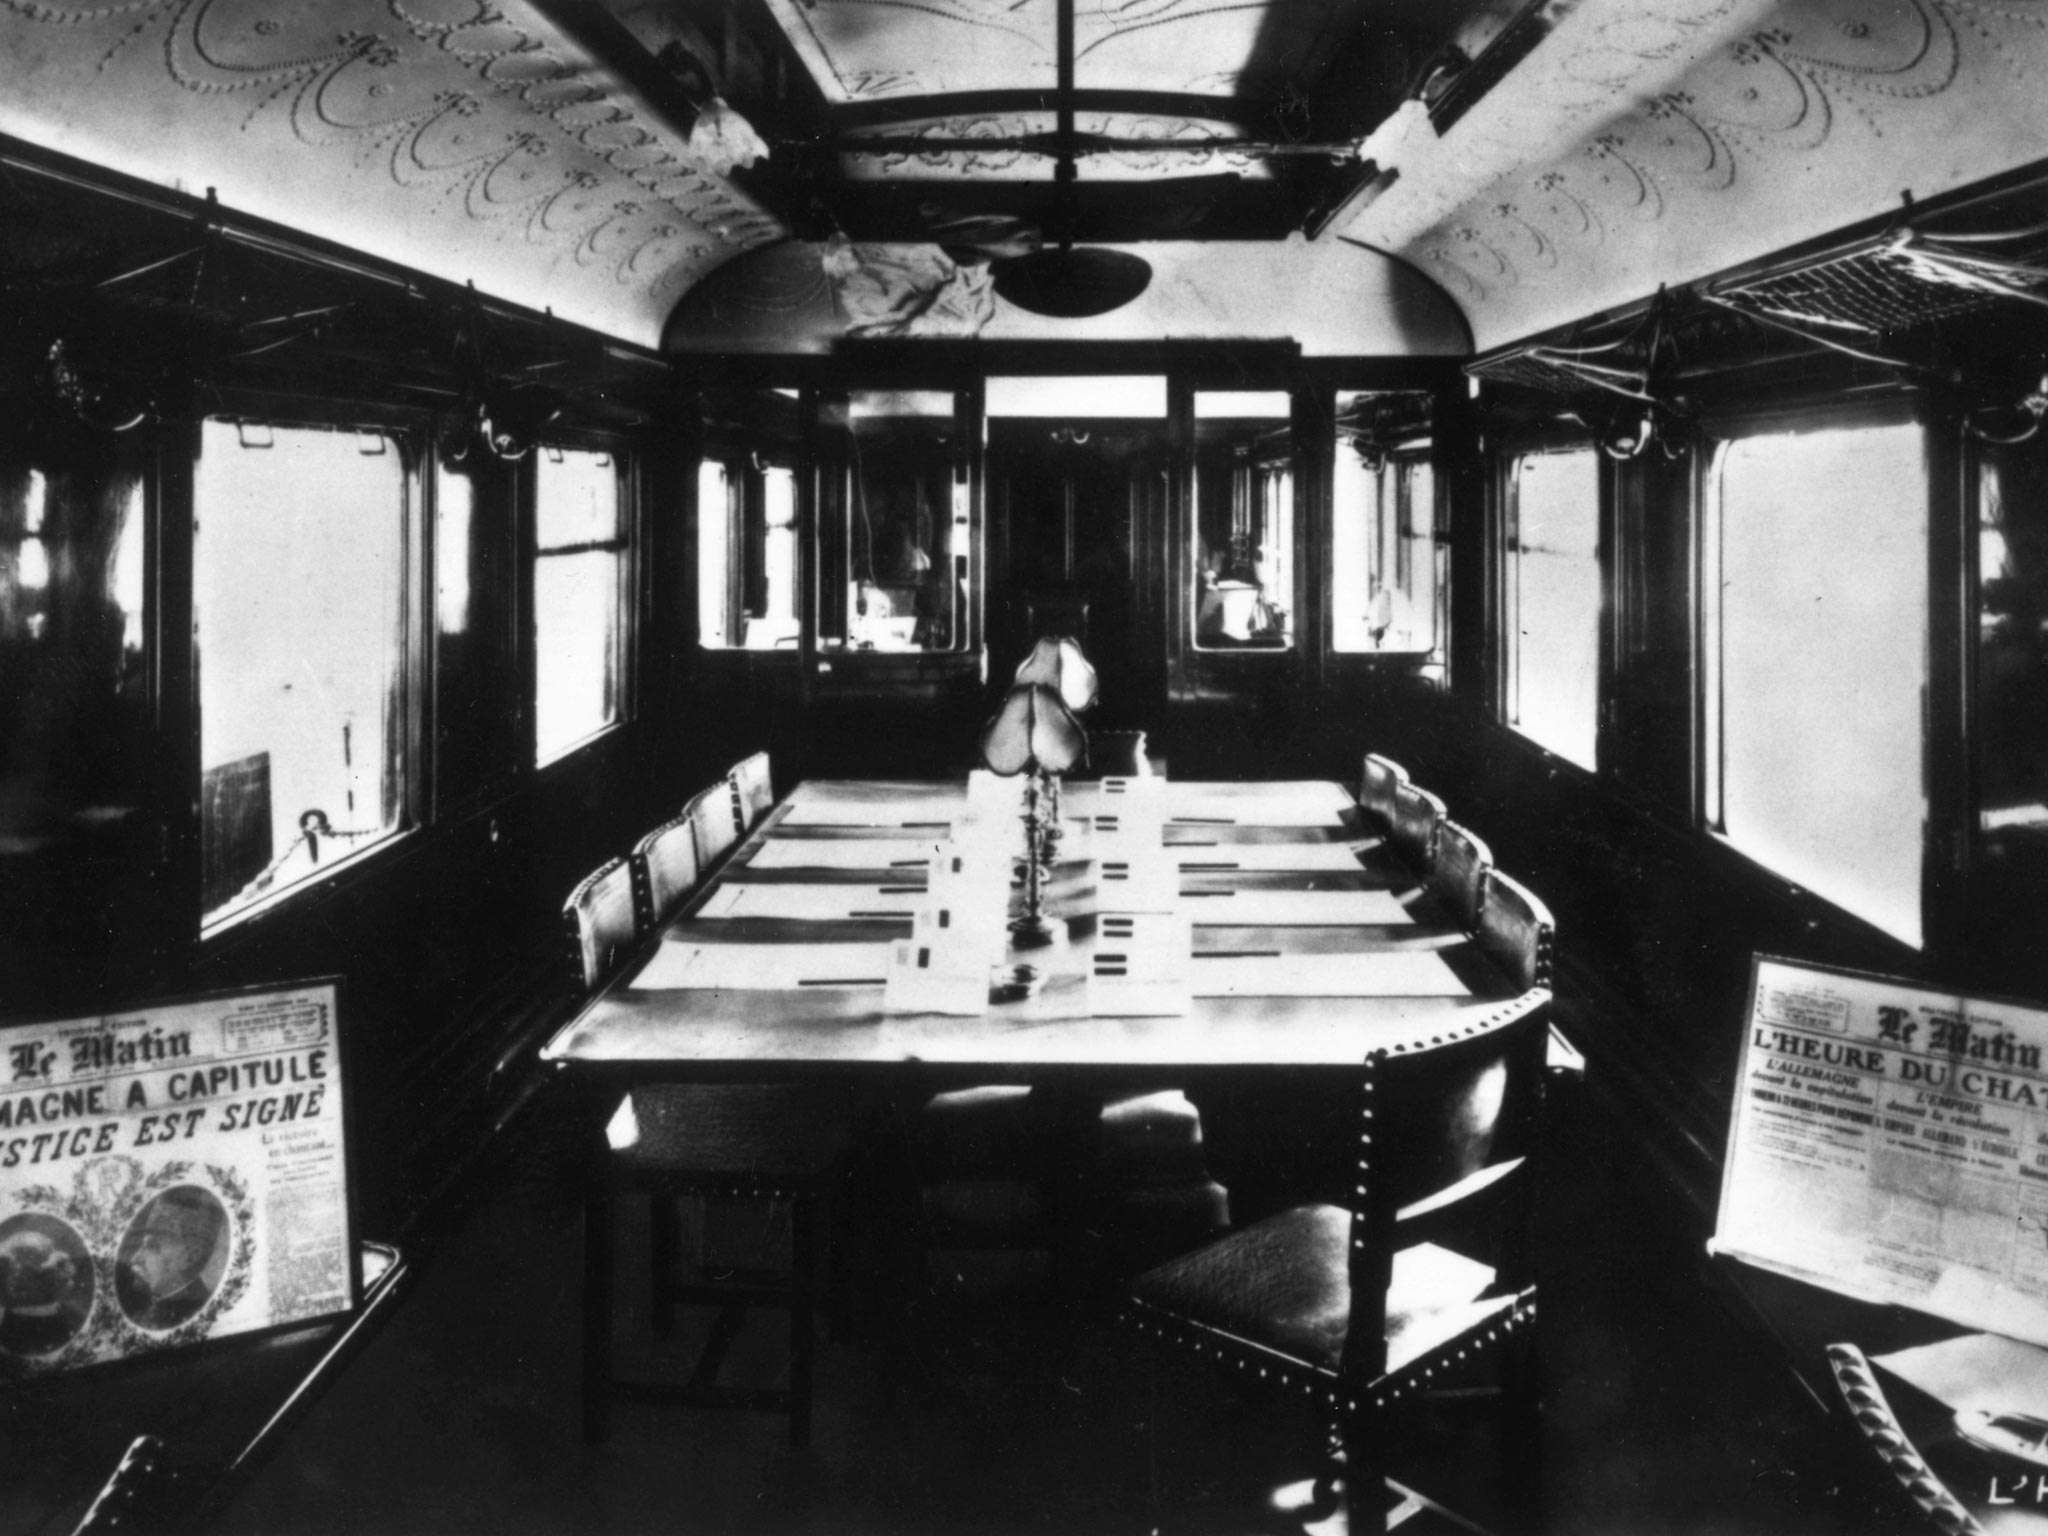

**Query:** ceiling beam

left=525, top=0, right=829, bottom=238
left=832, top=90, right=1274, bottom=132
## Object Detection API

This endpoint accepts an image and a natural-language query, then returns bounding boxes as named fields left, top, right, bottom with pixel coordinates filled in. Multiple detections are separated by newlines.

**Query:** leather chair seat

left=1132, top=1205, right=1505, bottom=1378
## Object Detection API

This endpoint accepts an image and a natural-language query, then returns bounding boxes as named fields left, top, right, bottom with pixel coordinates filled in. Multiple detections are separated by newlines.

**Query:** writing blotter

left=629, top=941, right=892, bottom=991
left=696, top=883, right=924, bottom=921
left=1188, top=949, right=1469, bottom=998
left=746, top=839, right=946, bottom=871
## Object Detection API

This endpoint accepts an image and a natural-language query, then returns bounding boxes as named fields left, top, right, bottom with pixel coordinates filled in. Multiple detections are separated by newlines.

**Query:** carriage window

left=196, top=420, right=411, bottom=927
left=816, top=390, right=970, bottom=654
left=1505, top=447, right=1600, bottom=769
left=698, top=458, right=799, bottom=651
left=533, top=447, right=628, bottom=763
left=1192, top=391, right=1293, bottom=651
left=1978, top=438, right=2048, bottom=876
left=1333, top=391, right=1440, bottom=655
left=1705, top=421, right=1926, bottom=947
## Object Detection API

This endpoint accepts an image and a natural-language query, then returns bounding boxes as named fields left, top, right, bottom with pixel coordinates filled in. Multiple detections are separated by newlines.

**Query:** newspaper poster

left=1712, top=956, right=2048, bottom=1347
left=0, top=980, right=353, bottom=1378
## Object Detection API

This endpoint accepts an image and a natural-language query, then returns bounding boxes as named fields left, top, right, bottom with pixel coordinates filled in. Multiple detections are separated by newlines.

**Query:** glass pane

left=817, top=391, right=968, bottom=654
left=1332, top=390, right=1438, bottom=655
left=534, top=548, right=622, bottom=760
left=751, top=466, right=802, bottom=651
left=196, top=421, right=408, bottom=925
left=0, top=448, right=151, bottom=849
left=987, top=376, right=1166, bottom=418
left=1192, top=393, right=1293, bottom=650
left=1509, top=449, right=1600, bottom=769
left=434, top=458, right=521, bottom=808
left=698, top=459, right=734, bottom=648
left=1715, top=423, right=1926, bottom=947
left=535, top=448, right=618, bottom=550
left=1977, top=441, right=2048, bottom=861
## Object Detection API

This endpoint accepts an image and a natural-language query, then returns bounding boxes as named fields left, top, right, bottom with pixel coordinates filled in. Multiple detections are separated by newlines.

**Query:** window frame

left=1187, top=388, right=1300, bottom=656
left=530, top=438, right=637, bottom=768
left=1496, top=432, right=1604, bottom=773
left=191, top=406, right=428, bottom=937
left=1692, top=394, right=1932, bottom=949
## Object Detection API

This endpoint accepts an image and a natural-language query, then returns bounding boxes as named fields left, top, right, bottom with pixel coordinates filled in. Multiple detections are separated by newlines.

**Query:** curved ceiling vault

left=0, top=0, right=780, bottom=350
left=1342, top=0, right=2048, bottom=353
left=5, top=0, right=2048, bottom=358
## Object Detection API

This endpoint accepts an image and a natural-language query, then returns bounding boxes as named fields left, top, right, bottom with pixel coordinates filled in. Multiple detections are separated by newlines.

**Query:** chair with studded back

left=629, top=814, right=699, bottom=935
left=1358, top=753, right=1409, bottom=835
left=1388, top=781, right=1446, bottom=873
left=1124, top=979, right=1550, bottom=1532
left=1429, top=820, right=1495, bottom=933
left=564, top=852, right=851, bottom=1451
left=685, top=783, right=737, bottom=873
left=728, top=751, right=775, bottom=835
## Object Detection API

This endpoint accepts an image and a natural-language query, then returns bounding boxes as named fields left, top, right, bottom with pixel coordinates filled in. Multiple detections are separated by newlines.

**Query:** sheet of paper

left=1711, top=958, right=2048, bottom=1349
left=883, top=937, right=990, bottom=1017
left=1088, top=912, right=1192, bottom=1017
left=1187, top=950, right=1470, bottom=997
left=1173, top=888, right=1415, bottom=925
left=1092, top=857, right=1181, bottom=914
left=1168, top=799, right=1356, bottom=829
left=913, top=903, right=1010, bottom=959
left=695, top=883, right=925, bottom=921
left=628, top=942, right=892, bottom=991
left=1170, top=844, right=1371, bottom=872
left=1874, top=1333, right=2048, bottom=1419
left=746, top=839, right=946, bottom=870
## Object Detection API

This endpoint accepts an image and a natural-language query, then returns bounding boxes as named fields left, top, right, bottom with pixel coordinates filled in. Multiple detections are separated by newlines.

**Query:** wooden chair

left=1388, top=781, right=1446, bottom=871
left=1358, top=753, right=1409, bottom=832
left=685, top=784, right=737, bottom=871
left=1478, top=869, right=1555, bottom=993
left=728, top=751, right=775, bottom=834
left=1429, top=820, right=1494, bottom=932
left=565, top=859, right=850, bottom=1450
left=629, top=814, right=699, bottom=933
left=1125, top=992, right=1551, bottom=1532
left=1083, top=730, right=1153, bottom=779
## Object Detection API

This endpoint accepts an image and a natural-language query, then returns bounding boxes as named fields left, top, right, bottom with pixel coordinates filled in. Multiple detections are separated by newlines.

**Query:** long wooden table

left=540, top=777, right=1547, bottom=1088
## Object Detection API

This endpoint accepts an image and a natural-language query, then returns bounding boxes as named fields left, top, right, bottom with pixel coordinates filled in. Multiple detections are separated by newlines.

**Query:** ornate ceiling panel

left=0, top=0, right=780, bottom=347
left=839, top=114, right=1269, bottom=181
left=665, top=236, right=1468, bottom=355
left=759, top=0, right=1355, bottom=104
left=1343, top=0, right=2048, bottom=352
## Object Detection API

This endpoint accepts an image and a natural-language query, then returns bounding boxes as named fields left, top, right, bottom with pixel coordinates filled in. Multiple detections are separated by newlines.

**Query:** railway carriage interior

left=6, top=0, right=2048, bottom=1531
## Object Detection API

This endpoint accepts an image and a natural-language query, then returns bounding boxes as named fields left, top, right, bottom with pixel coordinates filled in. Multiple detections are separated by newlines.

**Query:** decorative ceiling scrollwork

left=0, top=0, right=782, bottom=344
left=1350, top=0, right=2048, bottom=349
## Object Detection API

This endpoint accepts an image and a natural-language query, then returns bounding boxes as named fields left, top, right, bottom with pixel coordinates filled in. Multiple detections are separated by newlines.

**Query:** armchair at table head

left=1358, top=753, right=1409, bottom=832
left=1428, top=820, right=1494, bottom=932
left=630, top=815, right=700, bottom=934
left=1082, top=729, right=1152, bottom=780
left=1388, top=780, right=1446, bottom=870
left=562, top=856, right=640, bottom=993
left=727, top=751, right=774, bottom=834
left=685, top=784, right=737, bottom=871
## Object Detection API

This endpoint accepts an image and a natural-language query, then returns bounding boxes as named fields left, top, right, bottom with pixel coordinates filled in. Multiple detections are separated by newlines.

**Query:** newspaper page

left=1712, top=956, right=2048, bottom=1347
left=0, top=981, right=352, bottom=1378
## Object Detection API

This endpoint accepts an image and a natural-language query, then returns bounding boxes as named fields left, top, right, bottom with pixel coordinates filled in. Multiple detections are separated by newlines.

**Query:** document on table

left=1173, top=888, right=1415, bottom=924
left=628, top=941, right=893, bottom=990
left=1170, top=844, right=1372, bottom=872
left=1188, top=949, right=1469, bottom=997
left=695, top=883, right=925, bottom=920
left=747, top=839, right=947, bottom=870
